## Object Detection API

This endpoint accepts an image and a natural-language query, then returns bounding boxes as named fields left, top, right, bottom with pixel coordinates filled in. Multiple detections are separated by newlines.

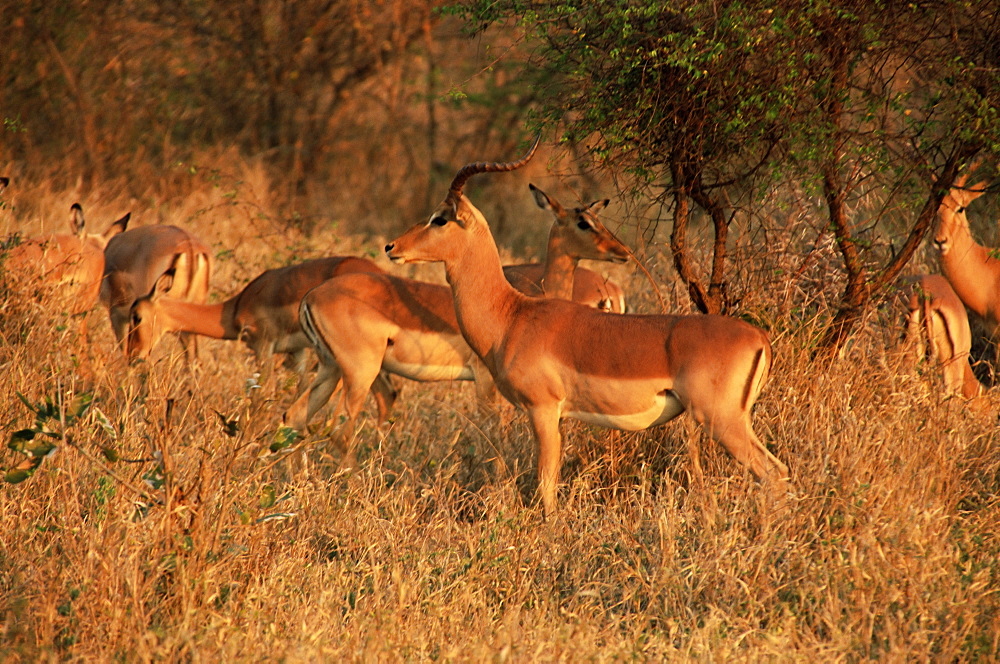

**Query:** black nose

left=384, top=243, right=394, bottom=254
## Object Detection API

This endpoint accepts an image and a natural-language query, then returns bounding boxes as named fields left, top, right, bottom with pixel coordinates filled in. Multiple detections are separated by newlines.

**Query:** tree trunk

left=669, top=162, right=714, bottom=314
left=690, top=176, right=731, bottom=313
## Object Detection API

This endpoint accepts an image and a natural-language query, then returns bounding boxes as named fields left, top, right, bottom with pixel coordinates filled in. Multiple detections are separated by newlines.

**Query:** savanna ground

left=2, top=156, right=1000, bottom=662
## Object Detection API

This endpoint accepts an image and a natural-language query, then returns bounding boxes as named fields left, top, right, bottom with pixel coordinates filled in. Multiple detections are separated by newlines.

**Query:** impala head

left=934, top=169, right=989, bottom=255
left=385, top=137, right=541, bottom=264
left=529, top=183, right=629, bottom=264
left=125, top=272, right=174, bottom=362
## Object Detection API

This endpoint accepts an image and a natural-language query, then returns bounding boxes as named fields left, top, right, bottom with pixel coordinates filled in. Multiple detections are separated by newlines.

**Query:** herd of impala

left=0, top=144, right=995, bottom=515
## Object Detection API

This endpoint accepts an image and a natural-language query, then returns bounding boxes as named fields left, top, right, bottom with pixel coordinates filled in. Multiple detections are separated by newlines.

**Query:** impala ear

left=104, top=212, right=130, bottom=239
left=956, top=181, right=990, bottom=208
left=529, top=183, right=567, bottom=222
left=149, top=271, right=174, bottom=301
left=444, top=198, right=472, bottom=229
left=968, top=181, right=989, bottom=198
left=70, top=203, right=86, bottom=237
left=529, top=183, right=553, bottom=210
left=531, top=183, right=564, bottom=212
left=585, top=199, right=610, bottom=216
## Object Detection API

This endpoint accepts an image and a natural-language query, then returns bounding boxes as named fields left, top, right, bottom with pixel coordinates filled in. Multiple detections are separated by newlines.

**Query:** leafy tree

left=452, top=0, right=1000, bottom=347
left=0, top=0, right=436, bottom=192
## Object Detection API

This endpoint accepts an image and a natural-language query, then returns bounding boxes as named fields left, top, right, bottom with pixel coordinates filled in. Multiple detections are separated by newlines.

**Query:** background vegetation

left=2, top=0, right=1000, bottom=660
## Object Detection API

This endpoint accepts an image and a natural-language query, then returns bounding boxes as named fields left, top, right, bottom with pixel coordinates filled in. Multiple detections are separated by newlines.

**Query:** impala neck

left=540, top=229, right=578, bottom=301
left=159, top=297, right=240, bottom=340
left=940, top=225, right=997, bottom=319
left=443, top=220, right=521, bottom=361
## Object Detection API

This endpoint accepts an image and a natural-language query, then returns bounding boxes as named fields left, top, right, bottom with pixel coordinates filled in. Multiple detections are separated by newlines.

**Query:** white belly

left=381, top=359, right=475, bottom=382
left=382, top=329, right=474, bottom=382
left=566, top=390, right=684, bottom=431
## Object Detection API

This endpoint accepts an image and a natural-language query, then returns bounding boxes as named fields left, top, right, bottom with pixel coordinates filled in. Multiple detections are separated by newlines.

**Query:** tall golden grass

left=2, top=156, right=999, bottom=661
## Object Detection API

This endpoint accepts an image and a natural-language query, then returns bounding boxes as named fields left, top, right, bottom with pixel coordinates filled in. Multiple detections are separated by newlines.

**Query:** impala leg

left=76, top=309, right=90, bottom=342
left=526, top=404, right=563, bottom=517
left=927, top=308, right=982, bottom=398
left=110, top=310, right=129, bottom=354
left=471, top=357, right=499, bottom=408
left=176, top=331, right=196, bottom=364
left=371, top=371, right=399, bottom=424
left=471, top=357, right=508, bottom=435
left=707, top=413, right=789, bottom=486
left=905, top=305, right=927, bottom=365
left=287, top=348, right=311, bottom=396
left=684, top=419, right=706, bottom=490
left=283, top=359, right=343, bottom=431
left=940, top=356, right=966, bottom=397
left=248, top=339, right=278, bottom=400
left=332, top=360, right=387, bottom=469
left=960, top=361, right=985, bottom=399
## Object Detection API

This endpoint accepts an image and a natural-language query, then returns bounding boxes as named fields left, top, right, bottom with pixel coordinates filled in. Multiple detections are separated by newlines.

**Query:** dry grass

left=2, top=162, right=1000, bottom=662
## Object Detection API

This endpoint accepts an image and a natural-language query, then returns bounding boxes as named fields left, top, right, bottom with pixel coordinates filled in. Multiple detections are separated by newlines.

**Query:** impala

left=899, top=274, right=983, bottom=399
left=3, top=202, right=129, bottom=323
left=283, top=184, right=632, bottom=451
left=934, top=171, right=1000, bottom=337
left=126, top=256, right=398, bottom=418
left=384, top=139, right=789, bottom=515
left=101, top=224, right=212, bottom=357
left=504, top=183, right=627, bottom=312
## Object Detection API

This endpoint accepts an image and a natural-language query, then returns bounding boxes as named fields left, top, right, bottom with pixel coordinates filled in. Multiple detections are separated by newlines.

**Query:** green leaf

left=142, top=462, right=166, bottom=492
left=8, top=429, right=36, bottom=451
left=5, top=467, right=33, bottom=484
left=259, top=484, right=277, bottom=510
left=92, top=407, right=117, bottom=440
left=67, top=392, right=94, bottom=422
left=270, top=426, right=302, bottom=453
left=24, top=439, right=57, bottom=459
left=5, top=454, right=44, bottom=483
left=15, top=391, right=39, bottom=413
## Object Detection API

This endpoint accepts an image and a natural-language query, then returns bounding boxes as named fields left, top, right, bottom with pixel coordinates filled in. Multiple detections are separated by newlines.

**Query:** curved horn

left=448, top=135, right=541, bottom=198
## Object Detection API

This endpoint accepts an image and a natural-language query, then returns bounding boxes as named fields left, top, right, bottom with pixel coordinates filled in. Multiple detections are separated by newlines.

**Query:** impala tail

left=743, top=342, right=772, bottom=413
left=166, top=246, right=211, bottom=302
left=298, top=297, right=334, bottom=367
left=189, top=249, right=211, bottom=301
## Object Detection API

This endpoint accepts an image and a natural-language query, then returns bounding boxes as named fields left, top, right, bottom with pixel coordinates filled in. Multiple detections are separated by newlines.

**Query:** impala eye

left=577, top=219, right=593, bottom=231
left=430, top=216, right=448, bottom=227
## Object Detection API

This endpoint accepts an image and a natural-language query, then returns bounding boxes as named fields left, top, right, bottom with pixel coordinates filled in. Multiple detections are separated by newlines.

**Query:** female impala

left=126, top=256, right=398, bottom=418
left=934, top=170, right=1000, bottom=337
left=101, top=224, right=212, bottom=358
left=283, top=184, right=631, bottom=448
left=385, top=139, right=789, bottom=515
left=4, top=202, right=129, bottom=322
left=899, top=274, right=983, bottom=399
left=504, top=183, right=628, bottom=312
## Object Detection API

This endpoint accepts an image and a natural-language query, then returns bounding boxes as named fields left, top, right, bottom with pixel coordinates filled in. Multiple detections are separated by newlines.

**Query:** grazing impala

left=3, top=202, right=129, bottom=321
left=126, top=256, right=398, bottom=418
left=283, top=185, right=633, bottom=448
left=899, top=274, right=984, bottom=399
left=384, top=139, right=789, bottom=515
left=935, top=171, right=1000, bottom=337
left=101, top=224, right=212, bottom=357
